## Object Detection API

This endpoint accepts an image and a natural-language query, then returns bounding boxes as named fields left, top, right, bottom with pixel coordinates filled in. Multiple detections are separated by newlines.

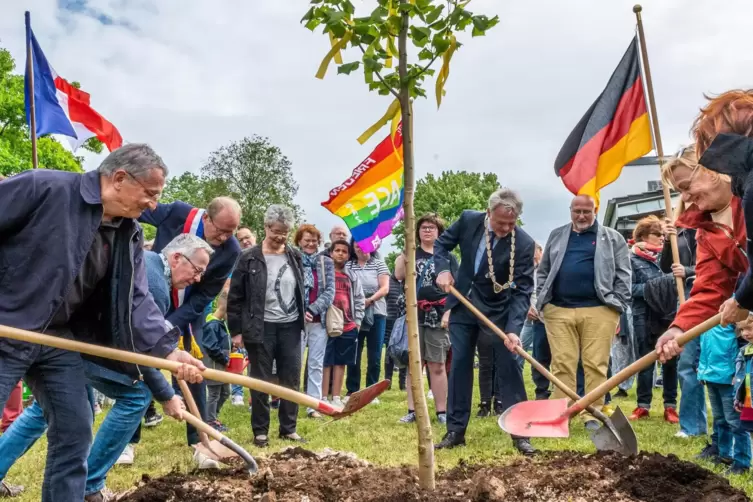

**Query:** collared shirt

left=474, top=222, right=500, bottom=275
left=551, top=220, right=601, bottom=309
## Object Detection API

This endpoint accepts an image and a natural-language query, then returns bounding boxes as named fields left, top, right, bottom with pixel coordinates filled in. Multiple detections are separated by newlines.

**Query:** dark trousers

left=531, top=320, right=551, bottom=400
left=384, top=317, right=407, bottom=390
left=448, top=316, right=527, bottom=436
left=0, top=336, right=92, bottom=502
left=245, top=321, right=302, bottom=437
left=346, top=315, right=387, bottom=394
left=477, top=332, right=498, bottom=404
left=635, top=318, right=677, bottom=409
left=172, top=377, right=207, bottom=446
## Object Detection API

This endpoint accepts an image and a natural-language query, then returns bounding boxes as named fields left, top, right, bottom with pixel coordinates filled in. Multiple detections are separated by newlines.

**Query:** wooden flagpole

left=25, top=11, right=39, bottom=169
left=633, top=4, right=685, bottom=303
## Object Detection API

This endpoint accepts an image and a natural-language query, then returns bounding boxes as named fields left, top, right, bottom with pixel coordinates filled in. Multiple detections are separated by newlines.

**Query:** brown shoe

left=0, top=481, right=24, bottom=498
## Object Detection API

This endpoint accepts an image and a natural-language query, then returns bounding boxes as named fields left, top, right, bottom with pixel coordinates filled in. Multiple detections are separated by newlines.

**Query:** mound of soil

left=118, top=447, right=749, bottom=502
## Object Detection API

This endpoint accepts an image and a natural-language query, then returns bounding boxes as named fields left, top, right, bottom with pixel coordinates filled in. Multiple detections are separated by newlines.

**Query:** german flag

left=554, top=36, right=652, bottom=203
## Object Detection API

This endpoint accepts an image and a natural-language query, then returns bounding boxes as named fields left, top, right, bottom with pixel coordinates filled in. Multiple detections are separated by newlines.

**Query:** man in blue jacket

left=434, top=188, right=536, bottom=454
left=0, top=234, right=212, bottom=500
left=0, top=144, right=204, bottom=502
left=139, top=197, right=241, bottom=462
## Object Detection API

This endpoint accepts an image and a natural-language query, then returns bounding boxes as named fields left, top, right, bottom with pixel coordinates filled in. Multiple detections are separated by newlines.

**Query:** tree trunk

left=398, top=6, right=435, bottom=491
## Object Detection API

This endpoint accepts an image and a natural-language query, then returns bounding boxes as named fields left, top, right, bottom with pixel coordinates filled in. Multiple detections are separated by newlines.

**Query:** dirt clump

left=117, top=447, right=750, bottom=502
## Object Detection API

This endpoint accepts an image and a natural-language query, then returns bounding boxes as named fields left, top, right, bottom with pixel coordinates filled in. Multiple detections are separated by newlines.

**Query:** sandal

left=253, top=435, right=269, bottom=448
left=0, top=481, right=24, bottom=498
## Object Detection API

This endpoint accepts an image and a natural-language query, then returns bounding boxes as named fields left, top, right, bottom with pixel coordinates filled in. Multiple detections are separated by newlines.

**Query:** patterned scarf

left=301, top=251, right=317, bottom=302
left=631, top=241, right=662, bottom=263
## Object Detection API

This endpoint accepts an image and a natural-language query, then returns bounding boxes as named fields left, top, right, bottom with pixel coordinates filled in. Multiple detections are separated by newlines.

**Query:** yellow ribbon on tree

left=316, top=31, right=353, bottom=80
left=329, top=32, right=344, bottom=65
left=357, top=97, right=401, bottom=145
left=435, top=34, right=457, bottom=108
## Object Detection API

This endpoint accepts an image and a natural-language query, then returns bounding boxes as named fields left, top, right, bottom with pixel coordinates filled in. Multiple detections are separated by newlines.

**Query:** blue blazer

left=139, top=201, right=241, bottom=333
left=434, top=210, right=534, bottom=335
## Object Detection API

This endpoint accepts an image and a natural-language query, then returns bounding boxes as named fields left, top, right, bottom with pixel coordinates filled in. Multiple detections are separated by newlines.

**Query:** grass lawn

left=5, top=367, right=753, bottom=501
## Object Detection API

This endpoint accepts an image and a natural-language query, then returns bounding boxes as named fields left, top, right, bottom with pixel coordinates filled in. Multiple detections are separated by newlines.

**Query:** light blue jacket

left=698, top=324, right=739, bottom=385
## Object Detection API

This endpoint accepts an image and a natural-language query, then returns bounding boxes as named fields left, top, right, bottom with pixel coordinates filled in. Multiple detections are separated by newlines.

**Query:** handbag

left=321, top=256, right=345, bottom=337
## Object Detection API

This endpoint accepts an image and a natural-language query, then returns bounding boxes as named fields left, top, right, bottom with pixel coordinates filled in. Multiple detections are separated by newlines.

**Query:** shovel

left=0, top=325, right=388, bottom=420
left=449, top=286, right=635, bottom=455
left=499, top=313, right=721, bottom=452
left=175, top=379, right=258, bottom=474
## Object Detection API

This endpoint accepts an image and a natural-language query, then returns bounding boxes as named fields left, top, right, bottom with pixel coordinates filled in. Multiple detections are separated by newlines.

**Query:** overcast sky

left=2, top=0, right=752, bottom=249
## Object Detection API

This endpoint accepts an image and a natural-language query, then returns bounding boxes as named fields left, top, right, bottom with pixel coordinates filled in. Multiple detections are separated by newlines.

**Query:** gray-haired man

left=0, top=144, right=204, bottom=502
left=434, top=188, right=536, bottom=454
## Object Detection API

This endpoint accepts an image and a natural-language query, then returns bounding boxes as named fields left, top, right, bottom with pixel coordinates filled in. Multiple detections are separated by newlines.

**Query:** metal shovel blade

left=330, top=379, right=390, bottom=419
left=589, top=406, right=637, bottom=456
left=195, top=440, right=237, bottom=462
left=498, top=398, right=571, bottom=438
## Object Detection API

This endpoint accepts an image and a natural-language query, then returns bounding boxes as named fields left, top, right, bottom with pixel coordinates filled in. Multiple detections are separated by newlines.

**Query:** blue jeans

left=346, top=315, right=386, bottom=393
left=231, top=348, right=248, bottom=398
left=0, top=337, right=91, bottom=502
left=677, top=337, right=708, bottom=436
left=517, top=319, right=535, bottom=370
left=707, top=382, right=751, bottom=469
left=0, top=364, right=152, bottom=496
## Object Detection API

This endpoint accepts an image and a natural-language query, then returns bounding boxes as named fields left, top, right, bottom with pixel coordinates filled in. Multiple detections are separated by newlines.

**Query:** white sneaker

left=116, top=444, right=135, bottom=465
left=674, top=431, right=690, bottom=439
left=370, top=397, right=380, bottom=405
left=427, top=390, right=434, bottom=400
left=231, top=395, right=244, bottom=406
left=193, top=449, right=220, bottom=469
left=332, top=396, right=343, bottom=406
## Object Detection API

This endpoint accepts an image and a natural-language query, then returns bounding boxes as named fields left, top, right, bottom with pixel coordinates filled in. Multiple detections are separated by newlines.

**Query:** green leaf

left=337, top=61, right=361, bottom=75
left=431, top=33, right=451, bottom=53
left=418, top=48, right=434, bottom=60
left=409, top=26, right=431, bottom=44
left=300, top=6, right=315, bottom=23
left=304, top=17, right=321, bottom=30
left=398, top=3, right=416, bottom=15
left=424, top=4, right=444, bottom=24
left=342, top=0, right=355, bottom=15
left=369, top=5, right=388, bottom=22
left=363, top=56, right=383, bottom=73
left=471, top=14, right=490, bottom=35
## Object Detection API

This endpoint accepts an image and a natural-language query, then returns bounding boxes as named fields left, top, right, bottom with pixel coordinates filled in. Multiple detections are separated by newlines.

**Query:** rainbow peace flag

left=322, top=126, right=404, bottom=253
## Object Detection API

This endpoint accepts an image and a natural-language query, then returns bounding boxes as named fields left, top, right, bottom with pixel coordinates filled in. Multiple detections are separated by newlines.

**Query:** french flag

left=24, top=12, right=122, bottom=152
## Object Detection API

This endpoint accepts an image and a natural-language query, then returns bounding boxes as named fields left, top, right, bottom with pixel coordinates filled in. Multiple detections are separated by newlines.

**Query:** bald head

left=570, top=195, right=596, bottom=232
left=203, top=196, right=241, bottom=246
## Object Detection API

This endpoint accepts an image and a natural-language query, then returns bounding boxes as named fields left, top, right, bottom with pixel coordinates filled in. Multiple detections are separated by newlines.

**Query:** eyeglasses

left=124, top=171, right=161, bottom=201
left=180, top=253, right=206, bottom=278
left=420, top=226, right=438, bottom=232
left=571, top=209, right=594, bottom=216
left=208, top=215, right=237, bottom=236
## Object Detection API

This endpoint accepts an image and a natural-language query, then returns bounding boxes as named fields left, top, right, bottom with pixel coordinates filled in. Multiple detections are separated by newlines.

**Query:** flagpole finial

left=633, top=4, right=642, bottom=13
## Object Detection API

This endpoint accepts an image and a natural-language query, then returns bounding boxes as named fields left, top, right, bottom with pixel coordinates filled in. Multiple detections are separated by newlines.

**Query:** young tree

left=201, top=135, right=302, bottom=236
left=303, top=0, right=498, bottom=490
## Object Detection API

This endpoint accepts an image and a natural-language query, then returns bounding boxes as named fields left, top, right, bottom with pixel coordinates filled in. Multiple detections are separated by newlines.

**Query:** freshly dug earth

left=118, top=447, right=749, bottom=502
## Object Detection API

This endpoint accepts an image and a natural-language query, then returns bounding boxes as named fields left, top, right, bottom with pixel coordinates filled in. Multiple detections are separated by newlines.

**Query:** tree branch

left=355, top=42, right=400, bottom=99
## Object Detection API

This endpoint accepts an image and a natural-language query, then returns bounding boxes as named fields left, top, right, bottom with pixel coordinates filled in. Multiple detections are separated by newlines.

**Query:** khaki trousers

left=542, top=304, right=620, bottom=421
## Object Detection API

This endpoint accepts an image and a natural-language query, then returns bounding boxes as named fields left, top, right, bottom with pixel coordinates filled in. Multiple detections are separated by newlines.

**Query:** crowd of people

left=5, top=89, right=753, bottom=501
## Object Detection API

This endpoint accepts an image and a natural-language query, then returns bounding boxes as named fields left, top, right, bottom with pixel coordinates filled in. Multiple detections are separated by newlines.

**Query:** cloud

left=2, top=0, right=752, bottom=248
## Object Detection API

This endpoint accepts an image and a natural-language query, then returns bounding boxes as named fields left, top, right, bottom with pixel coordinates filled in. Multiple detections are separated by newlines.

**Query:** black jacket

left=434, top=210, right=534, bottom=335
left=227, top=244, right=305, bottom=345
left=659, top=228, right=697, bottom=277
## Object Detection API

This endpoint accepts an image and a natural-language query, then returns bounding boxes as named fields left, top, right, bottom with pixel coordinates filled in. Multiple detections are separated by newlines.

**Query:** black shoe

left=696, top=443, right=719, bottom=461
left=725, top=465, right=750, bottom=476
left=253, top=435, right=269, bottom=448
left=144, top=412, right=163, bottom=428
left=710, top=456, right=733, bottom=466
left=513, top=438, right=537, bottom=456
left=614, top=388, right=629, bottom=398
left=493, top=399, right=505, bottom=416
left=476, top=402, right=491, bottom=418
left=584, top=420, right=601, bottom=432
left=435, top=431, right=466, bottom=449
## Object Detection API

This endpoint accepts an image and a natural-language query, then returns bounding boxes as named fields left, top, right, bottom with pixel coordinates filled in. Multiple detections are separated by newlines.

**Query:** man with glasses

left=0, top=144, right=204, bottom=502
left=138, top=196, right=241, bottom=467
left=536, top=194, right=631, bottom=432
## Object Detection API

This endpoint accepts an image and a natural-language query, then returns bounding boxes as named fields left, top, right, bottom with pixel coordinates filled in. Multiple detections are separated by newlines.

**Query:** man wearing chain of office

left=434, top=187, right=537, bottom=455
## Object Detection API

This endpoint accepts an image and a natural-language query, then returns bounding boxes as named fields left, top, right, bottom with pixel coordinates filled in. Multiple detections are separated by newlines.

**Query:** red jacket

left=672, top=197, right=748, bottom=331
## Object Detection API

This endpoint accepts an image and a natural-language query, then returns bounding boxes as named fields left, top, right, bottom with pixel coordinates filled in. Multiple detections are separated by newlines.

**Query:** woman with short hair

left=227, top=205, right=306, bottom=447
left=295, top=224, right=335, bottom=419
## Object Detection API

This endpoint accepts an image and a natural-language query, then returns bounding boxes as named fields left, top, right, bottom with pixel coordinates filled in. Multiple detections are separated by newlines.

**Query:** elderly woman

left=295, top=224, right=335, bottom=419
left=627, top=216, right=679, bottom=423
left=227, top=205, right=305, bottom=447
left=344, top=239, right=390, bottom=401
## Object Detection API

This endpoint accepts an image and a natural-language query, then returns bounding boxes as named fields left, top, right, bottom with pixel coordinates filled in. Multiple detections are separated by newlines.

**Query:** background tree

left=201, top=135, right=302, bottom=236
left=303, top=0, right=498, bottom=490
left=0, top=47, right=102, bottom=176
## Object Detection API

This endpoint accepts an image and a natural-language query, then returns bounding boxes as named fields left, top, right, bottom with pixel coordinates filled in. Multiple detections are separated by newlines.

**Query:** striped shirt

left=346, top=258, right=390, bottom=316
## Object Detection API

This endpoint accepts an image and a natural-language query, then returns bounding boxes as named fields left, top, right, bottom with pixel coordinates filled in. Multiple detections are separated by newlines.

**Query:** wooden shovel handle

left=449, top=287, right=607, bottom=420
left=0, top=324, right=329, bottom=412
left=176, top=379, right=212, bottom=447
left=569, top=313, right=721, bottom=415
left=180, top=408, right=224, bottom=443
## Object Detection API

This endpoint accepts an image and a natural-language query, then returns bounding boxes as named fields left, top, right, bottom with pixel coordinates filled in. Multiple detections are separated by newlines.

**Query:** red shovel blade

left=327, top=380, right=390, bottom=420
left=498, top=398, right=571, bottom=438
